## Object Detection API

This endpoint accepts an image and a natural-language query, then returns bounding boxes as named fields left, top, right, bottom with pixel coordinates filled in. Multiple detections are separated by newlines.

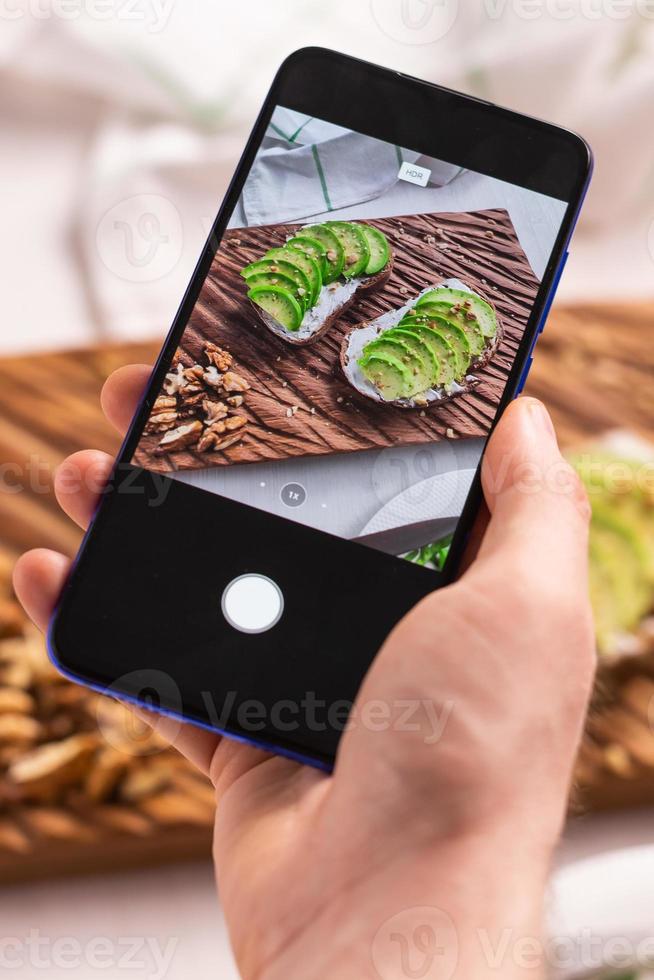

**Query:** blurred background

left=1, top=4, right=654, bottom=978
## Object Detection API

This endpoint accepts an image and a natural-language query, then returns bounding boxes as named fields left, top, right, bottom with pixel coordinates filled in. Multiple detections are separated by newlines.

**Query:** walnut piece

left=163, top=363, right=188, bottom=396
left=204, top=342, right=232, bottom=373
left=203, top=366, right=223, bottom=389
left=198, top=429, right=244, bottom=453
left=153, top=395, right=177, bottom=412
left=184, top=365, right=205, bottom=383
left=224, top=415, right=247, bottom=432
left=144, top=410, right=178, bottom=434
left=202, top=398, right=228, bottom=424
left=198, top=423, right=226, bottom=451
left=226, top=395, right=243, bottom=408
left=155, top=421, right=202, bottom=454
left=222, top=371, right=250, bottom=393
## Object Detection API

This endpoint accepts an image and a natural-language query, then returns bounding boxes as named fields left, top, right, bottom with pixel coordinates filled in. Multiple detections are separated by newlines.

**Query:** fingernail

left=526, top=399, right=556, bottom=440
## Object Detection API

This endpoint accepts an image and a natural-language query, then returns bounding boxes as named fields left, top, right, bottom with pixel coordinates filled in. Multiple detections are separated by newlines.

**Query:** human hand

left=14, top=366, right=595, bottom=980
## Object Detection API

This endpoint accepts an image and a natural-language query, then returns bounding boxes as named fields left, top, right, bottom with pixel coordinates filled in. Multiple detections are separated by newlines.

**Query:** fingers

left=13, top=549, right=71, bottom=632
left=54, top=451, right=114, bottom=529
left=475, top=397, right=590, bottom=586
left=131, top=706, right=222, bottom=777
left=101, top=364, right=152, bottom=435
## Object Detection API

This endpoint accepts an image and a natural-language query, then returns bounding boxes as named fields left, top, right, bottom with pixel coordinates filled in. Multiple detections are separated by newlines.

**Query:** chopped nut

left=163, top=363, right=188, bottom=396
left=202, top=398, right=228, bottom=424
left=0, top=688, right=35, bottom=715
left=155, top=421, right=203, bottom=454
left=197, top=423, right=227, bottom=451
left=153, top=395, right=176, bottom=412
left=484, top=230, right=494, bottom=239
left=203, top=366, right=223, bottom=389
left=0, top=713, right=42, bottom=745
left=9, top=734, right=97, bottom=800
left=184, top=365, right=205, bottom=383
left=0, top=818, right=31, bottom=854
left=446, top=427, right=457, bottom=439
left=204, top=342, right=232, bottom=373
left=120, top=766, right=170, bottom=803
left=226, top=395, right=243, bottom=408
left=205, top=432, right=244, bottom=453
left=0, top=600, right=24, bottom=640
left=139, top=791, right=214, bottom=827
left=84, top=747, right=129, bottom=803
left=92, top=805, right=152, bottom=836
left=144, top=410, right=179, bottom=435
left=222, top=371, right=250, bottom=393
left=224, top=415, right=247, bottom=432
left=603, top=743, right=637, bottom=778
left=22, top=806, right=96, bottom=842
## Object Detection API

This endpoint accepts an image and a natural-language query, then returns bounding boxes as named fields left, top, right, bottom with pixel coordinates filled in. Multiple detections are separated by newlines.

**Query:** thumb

left=474, top=397, right=591, bottom=585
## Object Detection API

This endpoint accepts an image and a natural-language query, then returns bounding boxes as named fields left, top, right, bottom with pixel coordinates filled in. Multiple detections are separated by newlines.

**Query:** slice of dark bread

left=340, top=283, right=503, bottom=409
left=247, top=257, right=393, bottom=346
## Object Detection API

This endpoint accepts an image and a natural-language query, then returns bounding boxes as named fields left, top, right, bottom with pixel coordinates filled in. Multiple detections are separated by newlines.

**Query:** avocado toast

left=340, top=279, right=502, bottom=408
left=240, top=221, right=393, bottom=345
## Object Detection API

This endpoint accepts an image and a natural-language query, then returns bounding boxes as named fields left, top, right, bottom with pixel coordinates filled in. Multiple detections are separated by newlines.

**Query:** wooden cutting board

left=133, top=208, right=541, bottom=474
left=1, top=303, right=653, bottom=565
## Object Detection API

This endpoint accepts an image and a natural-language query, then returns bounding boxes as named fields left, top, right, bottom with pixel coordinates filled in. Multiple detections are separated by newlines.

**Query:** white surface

left=550, top=842, right=654, bottom=978
left=221, top=574, right=284, bottom=634
left=0, top=862, right=240, bottom=980
left=360, top=468, right=476, bottom=536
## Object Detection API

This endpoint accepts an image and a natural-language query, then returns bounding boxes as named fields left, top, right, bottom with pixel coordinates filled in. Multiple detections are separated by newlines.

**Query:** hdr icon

left=398, top=161, right=431, bottom=187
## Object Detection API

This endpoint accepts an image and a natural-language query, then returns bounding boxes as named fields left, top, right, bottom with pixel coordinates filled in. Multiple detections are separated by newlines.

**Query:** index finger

left=101, top=364, right=153, bottom=435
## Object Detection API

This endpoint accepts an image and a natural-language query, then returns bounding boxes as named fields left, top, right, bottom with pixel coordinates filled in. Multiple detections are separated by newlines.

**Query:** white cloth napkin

left=241, top=113, right=422, bottom=226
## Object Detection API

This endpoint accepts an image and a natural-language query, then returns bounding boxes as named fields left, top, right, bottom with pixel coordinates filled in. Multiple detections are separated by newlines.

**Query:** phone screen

left=132, top=106, right=567, bottom=572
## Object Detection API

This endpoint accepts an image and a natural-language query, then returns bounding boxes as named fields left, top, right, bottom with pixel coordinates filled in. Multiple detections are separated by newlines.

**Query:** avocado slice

left=286, top=236, right=327, bottom=279
left=325, top=221, right=370, bottom=279
left=359, top=352, right=412, bottom=401
left=301, top=225, right=344, bottom=283
left=386, top=327, right=440, bottom=387
left=415, top=302, right=485, bottom=356
left=243, top=271, right=305, bottom=308
left=360, top=335, right=433, bottom=397
left=265, top=247, right=321, bottom=306
left=417, top=288, right=497, bottom=339
left=398, top=323, right=457, bottom=387
left=247, top=285, right=303, bottom=332
left=401, top=313, right=471, bottom=379
left=589, top=507, right=652, bottom=651
left=360, top=225, right=390, bottom=275
left=242, top=259, right=311, bottom=312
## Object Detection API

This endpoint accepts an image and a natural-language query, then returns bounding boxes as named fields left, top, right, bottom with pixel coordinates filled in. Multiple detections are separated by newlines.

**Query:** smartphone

left=49, top=48, right=592, bottom=769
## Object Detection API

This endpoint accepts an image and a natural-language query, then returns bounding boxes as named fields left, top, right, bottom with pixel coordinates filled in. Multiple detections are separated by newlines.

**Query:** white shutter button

left=221, top=574, right=284, bottom=634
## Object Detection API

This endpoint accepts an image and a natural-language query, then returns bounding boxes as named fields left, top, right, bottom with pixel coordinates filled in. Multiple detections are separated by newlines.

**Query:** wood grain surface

left=1, top=303, right=652, bottom=564
left=133, top=208, right=540, bottom=474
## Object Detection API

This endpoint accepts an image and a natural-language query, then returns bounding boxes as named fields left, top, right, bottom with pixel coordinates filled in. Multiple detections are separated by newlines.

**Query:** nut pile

left=0, top=594, right=215, bottom=860
left=146, top=341, right=251, bottom=456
